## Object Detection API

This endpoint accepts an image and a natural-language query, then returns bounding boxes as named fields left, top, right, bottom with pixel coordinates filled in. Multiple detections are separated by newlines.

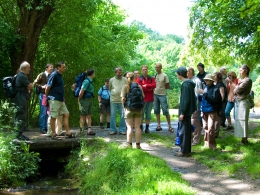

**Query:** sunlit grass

left=191, top=123, right=260, bottom=179
left=65, top=138, right=195, bottom=195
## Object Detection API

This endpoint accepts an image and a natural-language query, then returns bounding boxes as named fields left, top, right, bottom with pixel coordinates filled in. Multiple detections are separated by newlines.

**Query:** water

left=1, top=178, right=78, bottom=195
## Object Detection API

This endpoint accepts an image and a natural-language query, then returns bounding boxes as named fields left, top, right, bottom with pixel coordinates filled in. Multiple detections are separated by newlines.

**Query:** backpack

left=73, top=73, right=93, bottom=98
left=124, top=83, right=144, bottom=110
left=2, top=75, right=17, bottom=98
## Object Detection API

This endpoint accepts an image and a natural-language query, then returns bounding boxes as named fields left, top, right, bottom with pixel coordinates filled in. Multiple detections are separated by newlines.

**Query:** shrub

left=0, top=100, right=40, bottom=188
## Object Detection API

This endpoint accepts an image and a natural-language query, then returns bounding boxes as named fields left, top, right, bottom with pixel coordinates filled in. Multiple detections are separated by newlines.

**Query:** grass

left=191, top=124, right=260, bottom=179
left=65, top=138, right=195, bottom=195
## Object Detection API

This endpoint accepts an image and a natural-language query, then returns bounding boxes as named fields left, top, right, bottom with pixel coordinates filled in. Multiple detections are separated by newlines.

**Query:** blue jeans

left=225, top=101, right=234, bottom=118
left=143, top=102, right=153, bottom=121
left=153, top=94, right=169, bottom=115
left=110, top=102, right=126, bottom=133
left=39, top=93, right=48, bottom=130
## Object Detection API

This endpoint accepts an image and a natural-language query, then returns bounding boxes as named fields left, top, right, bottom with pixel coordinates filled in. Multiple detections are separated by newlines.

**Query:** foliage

left=185, top=0, right=260, bottom=69
left=0, top=18, right=19, bottom=79
left=65, top=138, right=195, bottom=195
left=0, top=101, right=40, bottom=188
left=31, top=0, right=143, bottom=126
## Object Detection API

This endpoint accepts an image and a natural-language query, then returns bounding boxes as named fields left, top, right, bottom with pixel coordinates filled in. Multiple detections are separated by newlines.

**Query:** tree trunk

left=10, top=0, right=54, bottom=81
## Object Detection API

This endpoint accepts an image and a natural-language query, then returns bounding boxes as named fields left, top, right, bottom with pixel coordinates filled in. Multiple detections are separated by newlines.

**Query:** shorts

left=153, top=94, right=169, bottom=115
left=79, top=98, right=93, bottom=116
left=124, top=108, right=142, bottom=119
left=100, top=103, right=110, bottom=114
left=48, top=100, right=69, bottom=118
left=143, top=101, right=153, bottom=120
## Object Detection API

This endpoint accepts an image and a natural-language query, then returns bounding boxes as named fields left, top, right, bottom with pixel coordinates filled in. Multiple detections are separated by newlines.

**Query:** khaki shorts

left=124, top=108, right=142, bottom=119
left=48, top=100, right=69, bottom=118
left=79, top=98, right=93, bottom=116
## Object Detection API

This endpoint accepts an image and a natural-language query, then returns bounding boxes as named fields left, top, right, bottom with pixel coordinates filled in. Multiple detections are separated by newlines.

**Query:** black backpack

left=2, top=75, right=17, bottom=98
left=124, top=83, right=144, bottom=110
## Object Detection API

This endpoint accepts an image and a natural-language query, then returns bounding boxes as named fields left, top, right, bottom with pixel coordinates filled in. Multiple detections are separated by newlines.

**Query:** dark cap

left=174, top=66, right=187, bottom=74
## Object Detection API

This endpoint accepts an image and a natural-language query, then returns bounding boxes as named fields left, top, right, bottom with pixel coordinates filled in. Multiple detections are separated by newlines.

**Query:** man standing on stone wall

left=14, top=61, right=33, bottom=140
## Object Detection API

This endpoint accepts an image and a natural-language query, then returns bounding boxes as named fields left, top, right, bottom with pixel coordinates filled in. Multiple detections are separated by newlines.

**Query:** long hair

left=126, top=72, right=134, bottom=93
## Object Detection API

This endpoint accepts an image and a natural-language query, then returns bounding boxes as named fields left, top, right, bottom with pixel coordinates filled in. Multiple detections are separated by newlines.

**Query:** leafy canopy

left=186, top=0, right=260, bottom=69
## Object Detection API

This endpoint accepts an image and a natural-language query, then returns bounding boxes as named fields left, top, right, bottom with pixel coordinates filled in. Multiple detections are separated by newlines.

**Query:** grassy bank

left=192, top=123, right=260, bottom=179
left=65, top=138, right=195, bottom=195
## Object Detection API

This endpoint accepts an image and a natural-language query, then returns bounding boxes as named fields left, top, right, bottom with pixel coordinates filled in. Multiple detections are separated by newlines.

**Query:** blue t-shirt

left=98, top=85, right=110, bottom=100
left=47, top=70, right=64, bottom=102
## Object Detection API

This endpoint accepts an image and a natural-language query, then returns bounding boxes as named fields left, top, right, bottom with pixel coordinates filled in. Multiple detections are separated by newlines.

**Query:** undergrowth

left=0, top=100, right=40, bottom=188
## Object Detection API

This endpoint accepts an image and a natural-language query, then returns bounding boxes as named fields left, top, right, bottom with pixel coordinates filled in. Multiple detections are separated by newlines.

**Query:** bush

left=0, top=100, right=40, bottom=188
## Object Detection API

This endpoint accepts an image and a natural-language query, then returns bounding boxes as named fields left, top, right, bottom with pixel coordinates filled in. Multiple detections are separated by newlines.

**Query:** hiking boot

left=221, top=124, right=226, bottom=128
left=145, top=128, right=150, bottom=134
left=140, top=125, right=143, bottom=132
left=17, top=134, right=29, bottom=141
left=100, top=123, right=104, bottom=129
left=225, top=125, right=234, bottom=130
left=136, top=143, right=142, bottom=149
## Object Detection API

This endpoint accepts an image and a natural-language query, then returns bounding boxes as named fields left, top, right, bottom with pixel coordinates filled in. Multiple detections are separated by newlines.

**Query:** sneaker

left=17, top=134, right=29, bottom=141
left=225, top=125, right=234, bottom=130
left=145, top=129, right=150, bottom=134
left=40, top=129, right=47, bottom=134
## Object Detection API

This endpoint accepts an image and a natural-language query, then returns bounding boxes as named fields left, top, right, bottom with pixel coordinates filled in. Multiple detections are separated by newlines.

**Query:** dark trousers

left=221, top=101, right=227, bottom=126
left=179, top=116, right=192, bottom=154
left=14, top=92, right=29, bottom=134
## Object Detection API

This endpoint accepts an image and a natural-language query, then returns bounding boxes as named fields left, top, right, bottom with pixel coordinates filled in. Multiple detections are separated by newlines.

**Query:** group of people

left=98, top=64, right=174, bottom=149
left=15, top=61, right=74, bottom=140
left=14, top=61, right=254, bottom=156
left=174, top=63, right=253, bottom=157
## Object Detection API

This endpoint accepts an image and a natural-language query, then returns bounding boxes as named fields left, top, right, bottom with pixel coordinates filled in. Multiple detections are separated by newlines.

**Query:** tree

left=186, top=0, right=260, bottom=69
left=0, top=0, right=56, bottom=80
left=0, top=0, right=103, bottom=80
left=31, top=0, right=143, bottom=126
